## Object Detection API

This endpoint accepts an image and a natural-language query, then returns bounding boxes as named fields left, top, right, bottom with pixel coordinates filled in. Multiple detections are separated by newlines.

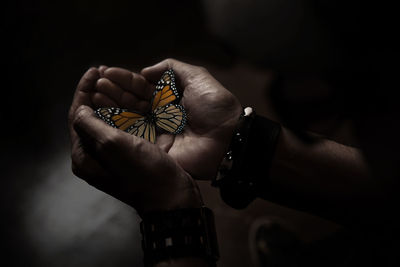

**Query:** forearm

left=267, top=126, right=386, bottom=224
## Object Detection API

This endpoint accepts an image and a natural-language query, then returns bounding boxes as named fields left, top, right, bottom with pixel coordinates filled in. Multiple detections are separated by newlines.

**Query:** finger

left=73, top=105, right=149, bottom=174
left=103, top=67, right=153, bottom=100
left=73, top=105, right=185, bottom=198
left=73, top=105, right=120, bottom=149
left=69, top=68, right=100, bottom=121
left=68, top=67, right=100, bottom=144
left=156, top=134, right=174, bottom=152
left=98, top=65, right=108, bottom=77
left=96, top=78, right=150, bottom=112
left=91, top=91, right=118, bottom=108
left=141, top=58, right=202, bottom=87
left=73, top=105, right=146, bottom=166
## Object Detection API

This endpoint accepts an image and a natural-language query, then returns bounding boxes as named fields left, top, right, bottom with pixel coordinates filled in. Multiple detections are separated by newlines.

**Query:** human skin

left=267, top=127, right=386, bottom=226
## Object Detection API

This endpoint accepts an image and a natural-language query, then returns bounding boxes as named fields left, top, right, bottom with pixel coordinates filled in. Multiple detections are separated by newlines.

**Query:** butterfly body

left=95, top=69, right=186, bottom=143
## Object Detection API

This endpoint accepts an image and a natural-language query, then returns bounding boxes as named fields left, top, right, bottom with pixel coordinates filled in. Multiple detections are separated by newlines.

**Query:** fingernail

left=99, top=65, right=108, bottom=76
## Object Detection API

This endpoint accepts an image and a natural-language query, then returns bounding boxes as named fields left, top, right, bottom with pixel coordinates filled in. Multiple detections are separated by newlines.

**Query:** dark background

left=2, top=0, right=397, bottom=266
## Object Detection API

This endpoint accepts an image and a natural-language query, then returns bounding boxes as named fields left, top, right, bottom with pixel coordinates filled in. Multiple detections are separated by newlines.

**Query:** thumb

left=72, top=105, right=153, bottom=175
left=73, top=105, right=181, bottom=184
left=73, top=105, right=127, bottom=157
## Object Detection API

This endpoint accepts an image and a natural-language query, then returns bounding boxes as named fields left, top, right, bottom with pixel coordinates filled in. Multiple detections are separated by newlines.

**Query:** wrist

left=137, top=172, right=204, bottom=216
left=162, top=174, right=204, bottom=210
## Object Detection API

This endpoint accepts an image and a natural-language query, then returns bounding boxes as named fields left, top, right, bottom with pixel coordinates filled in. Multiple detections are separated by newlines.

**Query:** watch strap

left=213, top=108, right=281, bottom=209
left=140, top=207, right=219, bottom=266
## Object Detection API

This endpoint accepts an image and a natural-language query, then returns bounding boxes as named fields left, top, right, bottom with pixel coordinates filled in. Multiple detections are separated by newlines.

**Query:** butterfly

left=95, top=69, right=186, bottom=144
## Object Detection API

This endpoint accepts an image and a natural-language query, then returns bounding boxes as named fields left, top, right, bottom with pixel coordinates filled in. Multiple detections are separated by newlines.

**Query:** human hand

left=142, top=59, right=243, bottom=180
left=94, top=59, right=243, bottom=180
left=68, top=67, right=203, bottom=215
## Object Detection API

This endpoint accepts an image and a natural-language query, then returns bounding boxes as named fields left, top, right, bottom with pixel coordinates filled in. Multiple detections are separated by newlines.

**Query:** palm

left=160, top=74, right=242, bottom=179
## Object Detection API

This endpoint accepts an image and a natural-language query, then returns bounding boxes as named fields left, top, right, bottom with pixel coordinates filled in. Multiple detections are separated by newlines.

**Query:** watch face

left=244, top=107, right=254, bottom=116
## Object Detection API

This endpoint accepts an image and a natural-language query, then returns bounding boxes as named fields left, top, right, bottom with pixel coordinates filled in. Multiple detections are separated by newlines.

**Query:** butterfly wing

left=126, top=117, right=156, bottom=144
left=95, top=69, right=184, bottom=142
left=154, top=104, right=186, bottom=134
left=151, top=69, right=180, bottom=111
left=95, top=107, right=156, bottom=143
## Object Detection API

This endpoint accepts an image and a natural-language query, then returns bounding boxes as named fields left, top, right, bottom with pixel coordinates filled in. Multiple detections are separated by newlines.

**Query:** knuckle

left=164, top=58, right=179, bottom=69
left=132, top=136, right=145, bottom=153
left=96, top=77, right=108, bottom=89
left=98, top=130, right=120, bottom=152
left=165, top=57, right=177, bottom=64
left=98, top=137, right=112, bottom=153
left=196, top=66, right=209, bottom=74
left=73, top=106, right=88, bottom=126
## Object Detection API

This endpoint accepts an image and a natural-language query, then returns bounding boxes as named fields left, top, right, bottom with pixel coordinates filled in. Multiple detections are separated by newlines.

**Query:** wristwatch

left=140, top=207, right=219, bottom=266
left=212, top=107, right=281, bottom=209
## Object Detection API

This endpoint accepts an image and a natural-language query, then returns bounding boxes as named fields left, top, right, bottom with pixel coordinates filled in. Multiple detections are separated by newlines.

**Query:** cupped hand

left=94, top=59, right=243, bottom=180
left=68, top=67, right=202, bottom=216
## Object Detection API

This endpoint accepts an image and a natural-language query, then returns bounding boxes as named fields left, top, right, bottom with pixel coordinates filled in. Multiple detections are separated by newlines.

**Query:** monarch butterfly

left=95, top=69, right=186, bottom=143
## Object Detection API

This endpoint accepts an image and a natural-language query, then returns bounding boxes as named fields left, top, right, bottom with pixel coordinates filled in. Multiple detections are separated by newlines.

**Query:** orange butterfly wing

left=154, top=104, right=186, bottom=134
left=95, top=107, right=156, bottom=143
left=151, top=69, right=180, bottom=111
left=95, top=107, right=143, bottom=130
left=126, top=117, right=156, bottom=143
